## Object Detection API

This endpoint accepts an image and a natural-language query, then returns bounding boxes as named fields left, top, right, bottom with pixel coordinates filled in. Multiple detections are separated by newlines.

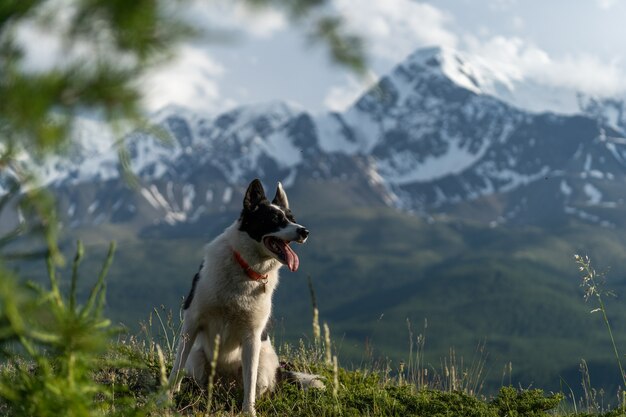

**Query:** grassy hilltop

left=0, top=259, right=621, bottom=416
left=37, top=203, right=626, bottom=398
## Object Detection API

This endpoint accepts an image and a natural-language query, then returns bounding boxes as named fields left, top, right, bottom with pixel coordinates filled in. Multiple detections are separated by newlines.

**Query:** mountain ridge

left=4, top=46, right=626, bottom=233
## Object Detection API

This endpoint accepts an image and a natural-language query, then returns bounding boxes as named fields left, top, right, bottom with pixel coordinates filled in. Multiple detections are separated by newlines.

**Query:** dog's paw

left=242, top=402, right=257, bottom=417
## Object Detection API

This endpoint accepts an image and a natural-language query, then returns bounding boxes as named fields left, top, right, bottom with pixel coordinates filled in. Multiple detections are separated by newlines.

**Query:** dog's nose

left=297, top=227, right=309, bottom=239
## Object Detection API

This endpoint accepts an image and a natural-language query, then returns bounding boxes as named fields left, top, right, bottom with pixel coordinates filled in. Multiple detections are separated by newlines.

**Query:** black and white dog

left=168, top=179, right=314, bottom=415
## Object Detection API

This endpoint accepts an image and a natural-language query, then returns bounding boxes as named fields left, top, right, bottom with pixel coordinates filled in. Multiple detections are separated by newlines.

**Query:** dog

left=168, top=179, right=315, bottom=416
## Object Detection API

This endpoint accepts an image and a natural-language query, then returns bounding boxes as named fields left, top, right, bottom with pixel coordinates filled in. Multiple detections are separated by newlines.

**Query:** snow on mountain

left=310, top=46, right=626, bottom=226
left=400, top=47, right=626, bottom=123
left=10, top=46, right=626, bottom=229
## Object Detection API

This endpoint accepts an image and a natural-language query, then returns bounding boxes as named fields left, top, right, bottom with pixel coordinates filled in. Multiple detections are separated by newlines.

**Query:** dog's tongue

left=276, top=239, right=299, bottom=272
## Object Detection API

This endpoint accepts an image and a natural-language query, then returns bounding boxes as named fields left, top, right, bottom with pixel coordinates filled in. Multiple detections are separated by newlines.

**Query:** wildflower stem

left=597, top=294, right=626, bottom=388
left=69, top=240, right=84, bottom=313
left=576, top=255, right=626, bottom=392
left=308, top=276, right=320, bottom=345
left=206, top=333, right=221, bottom=415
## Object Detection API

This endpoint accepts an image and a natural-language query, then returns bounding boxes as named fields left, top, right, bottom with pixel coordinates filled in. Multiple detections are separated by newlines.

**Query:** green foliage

left=0, top=0, right=188, bottom=158
left=0, top=242, right=161, bottom=417
left=311, top=16, right=366, bottom=74
left=493, top=386, right=564, bottom=417
left=259, top=380, right=456, bottom=417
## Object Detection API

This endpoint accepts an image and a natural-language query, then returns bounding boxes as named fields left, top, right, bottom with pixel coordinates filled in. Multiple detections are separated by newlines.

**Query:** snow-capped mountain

left=323, top=47, right=626, bottom=225
left=400, top=47, right=626, bottom=122
left=35, top=100, right=392, bottom=229
left=11, top=46, right=626, bottom=230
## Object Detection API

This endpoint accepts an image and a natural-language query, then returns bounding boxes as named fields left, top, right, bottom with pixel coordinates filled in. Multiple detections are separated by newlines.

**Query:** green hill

left=17, top=203, right=624, bottom=399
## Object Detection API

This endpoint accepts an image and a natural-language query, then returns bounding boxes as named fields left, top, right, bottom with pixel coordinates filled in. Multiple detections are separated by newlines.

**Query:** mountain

left=22, top=100, right=394, bottom=231
left=323, top=47, right=626, bottom=226
left=11, top=46, right=623, bottom=233
left=6, top=46, right=626, bottom=395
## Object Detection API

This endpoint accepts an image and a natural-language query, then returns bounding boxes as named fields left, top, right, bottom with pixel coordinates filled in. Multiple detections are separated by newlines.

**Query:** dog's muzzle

left=296, top=227, right=309, bottom=243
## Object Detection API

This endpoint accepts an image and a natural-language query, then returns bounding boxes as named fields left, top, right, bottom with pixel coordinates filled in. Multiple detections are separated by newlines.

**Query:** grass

left=2, top=331, right=620, bottom=417
left=89, top=328, right=570, bottom=417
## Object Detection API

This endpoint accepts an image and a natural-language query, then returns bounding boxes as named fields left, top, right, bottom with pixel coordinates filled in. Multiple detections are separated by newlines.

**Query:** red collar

left=232, top=249, right=268, bottom=282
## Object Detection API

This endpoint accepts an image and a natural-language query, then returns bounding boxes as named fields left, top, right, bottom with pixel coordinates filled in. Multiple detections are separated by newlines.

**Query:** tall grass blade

left=70, top=240, right=84, bottom=313
left=45, top=253, right=63, bottom=308
left=576, top=255, right=626, bottom=393
left=81, top=241, right=116, bottom=318
left=307, top=275, right=320, bottom=345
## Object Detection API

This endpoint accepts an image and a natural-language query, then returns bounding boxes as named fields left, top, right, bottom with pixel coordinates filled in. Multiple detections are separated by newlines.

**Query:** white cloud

left=327, top=0, right=626, bottom=101
left=334, top=0, right=458, bottom=62
left=465, top=36, right=546, bottom=81
left=180, top=0, right=287, bottom=39
left=13, top=17, right=98, bottom=74
left=324, top=71, right=378, bottom=111
left=13, top=0, right=285, bottom=115
left=230, top=4, right=286, bottom=38
left=142, top=45, right=230, bottom=113
left=14, top=21, right=66, bottom=73
left=468, top=35, right=626, bottom=96
left=489, top=0, right=518, bottom=11
left=512, top=16, right=525, bottom=30
left=15, top=18, right=232, bottom=114
left=595, top=0, right=619, bottom=9
left=537, top=54, right=626, bottom=96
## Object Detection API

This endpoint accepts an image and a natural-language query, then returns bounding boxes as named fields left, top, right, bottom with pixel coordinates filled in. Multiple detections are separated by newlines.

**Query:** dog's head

left=239, top=179, right=309, bottom=271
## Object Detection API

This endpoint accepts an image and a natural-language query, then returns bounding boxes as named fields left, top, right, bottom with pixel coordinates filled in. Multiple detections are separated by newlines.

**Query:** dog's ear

left=272, top=182, right=290, bottom=209
left=243, top=179, right=267, bottom=211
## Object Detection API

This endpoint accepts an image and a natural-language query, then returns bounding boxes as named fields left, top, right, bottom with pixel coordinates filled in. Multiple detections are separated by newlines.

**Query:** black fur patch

left=183, top=262, right=203, bottom=310
left=239, top=202, right=296, bottom=242
left=239, top=179, right=296, bottom=242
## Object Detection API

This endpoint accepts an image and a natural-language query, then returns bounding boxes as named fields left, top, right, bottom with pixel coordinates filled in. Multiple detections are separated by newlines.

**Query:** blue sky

left=18, top=0, right=626, bottom=115
left=149, top=0, right=626, bottom=114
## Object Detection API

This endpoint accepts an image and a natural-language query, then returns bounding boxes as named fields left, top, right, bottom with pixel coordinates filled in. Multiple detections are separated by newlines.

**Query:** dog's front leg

left=241, top=331, right=262, bottom=416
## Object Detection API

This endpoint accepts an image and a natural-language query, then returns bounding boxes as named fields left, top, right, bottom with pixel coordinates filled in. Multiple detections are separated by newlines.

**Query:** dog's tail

left=278, top=362, right=325, bottom=390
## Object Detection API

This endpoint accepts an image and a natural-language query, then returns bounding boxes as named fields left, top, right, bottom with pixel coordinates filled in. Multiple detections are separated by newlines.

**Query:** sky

left=17, top=0, right=626, bottom=115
